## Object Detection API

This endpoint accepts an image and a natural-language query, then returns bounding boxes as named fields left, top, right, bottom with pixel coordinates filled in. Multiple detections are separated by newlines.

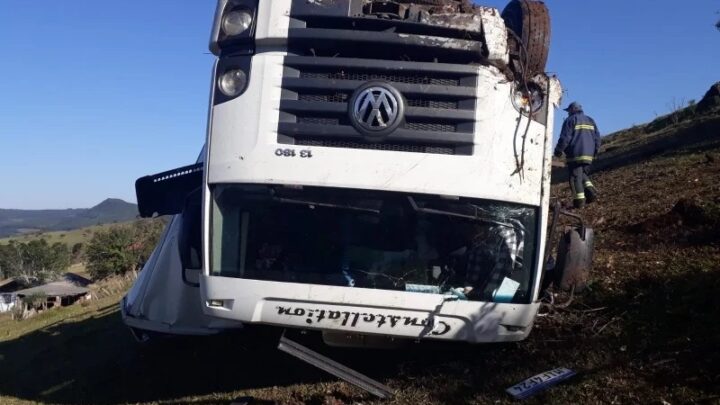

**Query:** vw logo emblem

left=348, top=82, right=405, bottom=138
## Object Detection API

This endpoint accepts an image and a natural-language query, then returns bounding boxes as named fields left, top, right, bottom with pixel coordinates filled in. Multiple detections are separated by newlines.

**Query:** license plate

left=506, top=368, right=576, bottom=400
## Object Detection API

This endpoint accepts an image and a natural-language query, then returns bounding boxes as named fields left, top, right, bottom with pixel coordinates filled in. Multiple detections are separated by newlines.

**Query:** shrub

left=23, top=292, right=48, bottom=308
left=85, top=227, right=136, bottom=280
left=85, top=219, right=166, bottom=280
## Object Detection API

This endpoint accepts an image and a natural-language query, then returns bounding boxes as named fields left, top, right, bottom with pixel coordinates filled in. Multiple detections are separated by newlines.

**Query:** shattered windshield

left=211, top=185, right=538, bottom=304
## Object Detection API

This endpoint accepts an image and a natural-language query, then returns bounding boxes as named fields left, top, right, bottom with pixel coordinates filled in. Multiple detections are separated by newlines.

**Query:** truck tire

left=554, top=227, right=594, bottom=292
left=501, top=0, right=551, bottom=75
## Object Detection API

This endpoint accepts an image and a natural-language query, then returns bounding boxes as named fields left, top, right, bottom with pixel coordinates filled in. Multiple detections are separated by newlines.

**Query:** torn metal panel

left=477, top=6, right=509, bottom=67
left=278, top=333, right=394, bottom=399
left=423, top=12, right=482, bottom=32
left=547, top=75, right=563, bottom=108
left=396, top=33, right=480, bottom=51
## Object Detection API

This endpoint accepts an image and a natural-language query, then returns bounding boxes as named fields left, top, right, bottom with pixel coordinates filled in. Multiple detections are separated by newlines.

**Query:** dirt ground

left=1, top=118, right=719, bottom=405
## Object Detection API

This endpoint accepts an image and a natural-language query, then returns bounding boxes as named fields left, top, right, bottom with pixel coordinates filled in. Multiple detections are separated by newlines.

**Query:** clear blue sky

left=0, top=1, right=718, bottom=209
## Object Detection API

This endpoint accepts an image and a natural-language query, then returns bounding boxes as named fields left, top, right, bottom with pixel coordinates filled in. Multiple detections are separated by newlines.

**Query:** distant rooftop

left=15, top=281, right=89, bottom=298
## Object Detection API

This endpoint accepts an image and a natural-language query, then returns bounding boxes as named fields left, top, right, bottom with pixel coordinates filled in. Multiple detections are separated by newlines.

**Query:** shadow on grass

left=376, top=264, right=720, bottom=404
left=1, top=263, right=718, bottom=405
left=599, top=265, right=720, bottom=393
left=0, top=308, right=336, bottom=405
left=0, top=303, right=573, bottom=405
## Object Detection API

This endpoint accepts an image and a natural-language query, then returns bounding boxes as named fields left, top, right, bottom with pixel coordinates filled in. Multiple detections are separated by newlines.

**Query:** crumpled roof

left=15, top=281, right=89, bottom=297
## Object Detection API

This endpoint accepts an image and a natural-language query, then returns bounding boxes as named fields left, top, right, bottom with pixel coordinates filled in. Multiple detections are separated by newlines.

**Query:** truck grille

left=278, top=56, right=478, bottom=156
left=299, top=71, right=461, bottom=87
left=286, top=4, right=486, bottom=64
left=276, top=3, right=482, bottom=156
left=295, top=139, right=454, bottom=155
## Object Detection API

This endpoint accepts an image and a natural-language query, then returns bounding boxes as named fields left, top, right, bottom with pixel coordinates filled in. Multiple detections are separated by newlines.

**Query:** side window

left=179, top=188, right=203, bottom=271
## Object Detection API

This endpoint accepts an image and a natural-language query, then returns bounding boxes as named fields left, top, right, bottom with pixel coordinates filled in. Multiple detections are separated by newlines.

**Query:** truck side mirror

left=135, top=163, right=203, bottom=218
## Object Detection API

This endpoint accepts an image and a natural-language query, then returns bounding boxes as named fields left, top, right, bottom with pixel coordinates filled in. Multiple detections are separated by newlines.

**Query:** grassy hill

left=0, top=222, right=130, bottom=248
left=552, top=81, right=720, bottom=185
left=0, top=86, right=719, bottom=404
left=0, top=198, right=138, bottom=238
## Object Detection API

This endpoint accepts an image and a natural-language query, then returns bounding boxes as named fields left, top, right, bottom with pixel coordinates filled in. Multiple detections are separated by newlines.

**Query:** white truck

left=122, top=0, right=592, bottom=353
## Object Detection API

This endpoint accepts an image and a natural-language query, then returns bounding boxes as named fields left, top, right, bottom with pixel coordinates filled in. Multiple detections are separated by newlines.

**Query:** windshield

left=210, top=185, right=538, bottom=304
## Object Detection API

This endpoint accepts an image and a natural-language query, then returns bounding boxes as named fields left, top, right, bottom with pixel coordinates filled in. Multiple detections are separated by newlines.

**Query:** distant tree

left=85, top=219, right=166, bottom=280
left=85, top=227, right=135, bottom=279
left=0, top=245, right=12, bottom=280
left=0, top=239, right=71, bottom=285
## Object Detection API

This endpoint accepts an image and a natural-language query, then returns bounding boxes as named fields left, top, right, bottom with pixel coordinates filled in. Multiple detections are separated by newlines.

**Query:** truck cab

left=123, top=0, right=566, bottom=345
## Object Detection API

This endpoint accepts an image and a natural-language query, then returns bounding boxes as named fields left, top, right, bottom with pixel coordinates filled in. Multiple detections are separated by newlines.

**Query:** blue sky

left=0, top=0, right=718, bottom=209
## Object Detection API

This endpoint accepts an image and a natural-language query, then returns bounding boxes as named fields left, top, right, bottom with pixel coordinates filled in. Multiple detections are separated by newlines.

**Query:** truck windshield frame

left=210, top=184, right=539, bottom=304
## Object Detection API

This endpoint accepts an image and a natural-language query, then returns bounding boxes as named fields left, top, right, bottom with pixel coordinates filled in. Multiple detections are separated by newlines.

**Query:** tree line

left=0, top=240, right=71, bottom=285
left=0, top=219, right=167, bottom=286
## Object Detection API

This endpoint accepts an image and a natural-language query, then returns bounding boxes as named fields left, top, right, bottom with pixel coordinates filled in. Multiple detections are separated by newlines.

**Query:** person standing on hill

left=554, top=102, right=601, bottom=209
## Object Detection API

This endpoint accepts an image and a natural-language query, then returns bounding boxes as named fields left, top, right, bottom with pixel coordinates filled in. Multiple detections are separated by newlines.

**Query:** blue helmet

left=564, top=102, right=583, bottom=113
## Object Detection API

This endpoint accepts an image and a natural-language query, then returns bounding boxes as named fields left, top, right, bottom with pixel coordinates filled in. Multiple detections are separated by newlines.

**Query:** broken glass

left=211, top=185, right=537, bottom=304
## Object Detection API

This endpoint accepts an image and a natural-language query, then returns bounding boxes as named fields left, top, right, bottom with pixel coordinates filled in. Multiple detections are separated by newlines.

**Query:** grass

left=1, top=126, right=719, bottom=404
left=0, top=222, right=132, bottom=248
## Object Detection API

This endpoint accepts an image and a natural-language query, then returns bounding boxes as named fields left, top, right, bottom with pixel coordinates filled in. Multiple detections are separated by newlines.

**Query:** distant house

left=0, top=273, right=93, bottom=315
left=0, top=292, right=18, bottom=313
left=15, top=281, right=91, bottom=311
left=12, top=273, right=93, bottom=315
left=0, top=278, right=21, bottom=313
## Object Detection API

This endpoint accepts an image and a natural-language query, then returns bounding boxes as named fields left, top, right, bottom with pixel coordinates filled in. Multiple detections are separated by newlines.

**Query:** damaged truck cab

left=123, top=0, right=566, bottom=345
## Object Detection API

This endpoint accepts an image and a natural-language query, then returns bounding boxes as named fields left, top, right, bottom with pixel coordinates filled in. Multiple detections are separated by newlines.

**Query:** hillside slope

left=0, top=198, right=138, bottom=238
left=553, top=81, right=720, bottom=185
left=0, top=222, right=130, bottom=247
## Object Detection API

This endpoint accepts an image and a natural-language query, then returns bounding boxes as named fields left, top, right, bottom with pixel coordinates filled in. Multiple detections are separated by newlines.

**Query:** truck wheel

left=554, top=227, right=594, bottom=292
left=501, top=0, right=551, bottom=76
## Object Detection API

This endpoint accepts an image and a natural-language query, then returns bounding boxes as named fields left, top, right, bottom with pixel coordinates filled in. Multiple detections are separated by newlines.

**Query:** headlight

left=218, top=69, right=248, bottom=97
left=511, top=84, right=544, bottom=115
left=221, top=9, right=253, bottom=37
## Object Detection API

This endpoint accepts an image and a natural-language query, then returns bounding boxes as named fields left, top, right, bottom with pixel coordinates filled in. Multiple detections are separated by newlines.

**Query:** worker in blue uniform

left=554, top=102, right=601, bottom=209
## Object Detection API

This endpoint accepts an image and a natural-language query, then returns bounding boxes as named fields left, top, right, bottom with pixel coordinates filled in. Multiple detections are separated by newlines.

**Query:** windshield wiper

left=406, top=196, right=518, bottom=229
left=272, top=197, right=380, bottom=214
